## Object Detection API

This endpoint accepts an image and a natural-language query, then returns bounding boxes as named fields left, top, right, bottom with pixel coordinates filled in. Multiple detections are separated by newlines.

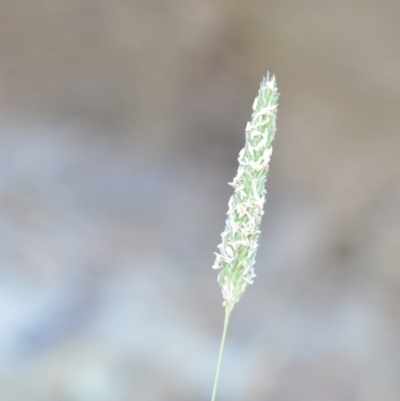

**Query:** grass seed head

left=212, top=73, right=279, bottom=311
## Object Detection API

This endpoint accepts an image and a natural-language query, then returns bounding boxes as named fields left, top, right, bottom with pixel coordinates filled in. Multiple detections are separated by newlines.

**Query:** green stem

left=211, top=306, right=231, bottom=401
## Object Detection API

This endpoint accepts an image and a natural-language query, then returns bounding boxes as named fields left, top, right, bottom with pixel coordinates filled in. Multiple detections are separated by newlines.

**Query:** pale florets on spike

left=212, top=74, right=279, bottom=311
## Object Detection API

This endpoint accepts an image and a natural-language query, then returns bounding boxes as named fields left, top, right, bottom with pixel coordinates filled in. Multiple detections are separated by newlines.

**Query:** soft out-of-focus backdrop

left=1, top=1, right=400, bottom=400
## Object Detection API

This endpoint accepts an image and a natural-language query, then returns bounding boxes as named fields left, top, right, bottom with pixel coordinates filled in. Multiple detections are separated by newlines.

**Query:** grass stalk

left=211, top=306, right=231, bottom=401
left=210, top=73, right=279, bottom=400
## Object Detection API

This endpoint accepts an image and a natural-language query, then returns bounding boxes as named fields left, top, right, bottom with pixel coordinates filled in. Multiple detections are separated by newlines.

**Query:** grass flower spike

left=213, top=73, right=279, bottom=311
left=210, top=73, right=279, bottom=401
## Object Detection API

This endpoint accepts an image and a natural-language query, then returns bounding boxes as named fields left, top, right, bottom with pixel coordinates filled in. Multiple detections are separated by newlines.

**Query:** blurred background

left=1, top=1, right=400, bottom=400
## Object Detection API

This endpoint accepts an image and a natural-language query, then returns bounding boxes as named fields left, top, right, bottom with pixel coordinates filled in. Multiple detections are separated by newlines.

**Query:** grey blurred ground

left=1, top=1, right=400, bottom=400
